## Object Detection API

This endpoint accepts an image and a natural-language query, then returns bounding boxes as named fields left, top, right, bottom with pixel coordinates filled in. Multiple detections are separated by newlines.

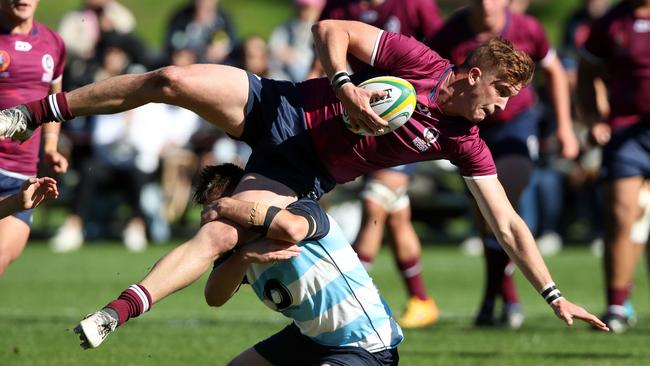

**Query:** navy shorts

left=233, top=72, right=335, bottom=200
left=0, top=172, right=32, bottom=226
left=254, top=323, right=399, bottom=366
left=601, top=122, right=650, bottom=181
left=480, top=106, right=540, bottom=161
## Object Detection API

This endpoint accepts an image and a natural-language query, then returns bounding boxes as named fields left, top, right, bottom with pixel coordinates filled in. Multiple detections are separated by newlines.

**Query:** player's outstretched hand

left=240, top=240, right=301, bottom=264
left=337, top=83, right=388, bottom=135
left=550, top=297, right=609, bottom=332
left=21, top=177, right=59, bottom=209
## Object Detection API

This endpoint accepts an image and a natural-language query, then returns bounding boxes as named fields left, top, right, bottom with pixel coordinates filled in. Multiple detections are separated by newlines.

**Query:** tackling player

left=77, top=164, right=404, bottom=366
left=0, top=20, right=607, bottom=335
left=0, top=0, right=68, bottom=279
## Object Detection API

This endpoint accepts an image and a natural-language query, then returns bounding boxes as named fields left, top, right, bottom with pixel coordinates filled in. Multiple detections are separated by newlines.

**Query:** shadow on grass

left=404, top=349, right=642, bottom=361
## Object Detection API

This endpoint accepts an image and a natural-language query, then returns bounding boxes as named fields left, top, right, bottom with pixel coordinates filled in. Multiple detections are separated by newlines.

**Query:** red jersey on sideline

left=0, top=22, right=66, bottom=176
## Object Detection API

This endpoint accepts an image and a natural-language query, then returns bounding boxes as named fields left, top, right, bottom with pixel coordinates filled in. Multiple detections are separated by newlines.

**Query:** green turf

left=1, top=244, right=648, bottom=365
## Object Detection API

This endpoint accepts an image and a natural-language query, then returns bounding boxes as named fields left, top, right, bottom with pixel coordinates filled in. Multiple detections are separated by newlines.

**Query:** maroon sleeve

left=451, top=136, right=497, bottom=177
left=374, top=31, right=446, bottom=78
left=525, top=15, right=551, bottom=63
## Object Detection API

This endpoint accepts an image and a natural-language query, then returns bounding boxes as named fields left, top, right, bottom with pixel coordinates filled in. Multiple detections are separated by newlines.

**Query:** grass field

left=1, top=243, right=648, bottom=366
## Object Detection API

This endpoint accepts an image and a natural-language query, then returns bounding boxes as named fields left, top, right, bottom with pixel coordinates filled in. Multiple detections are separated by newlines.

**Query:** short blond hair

left=460, top=37, right=534, bottom=87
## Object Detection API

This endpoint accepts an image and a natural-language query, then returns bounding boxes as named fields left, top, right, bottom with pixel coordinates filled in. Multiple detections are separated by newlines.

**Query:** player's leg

left=75, top=174, right=298, bottom=348
left=228, top=348, right=273, bottom=366
left=0, top=215, right=30, bottom=279
left=602, top=176, right=644, bottom=332
left=2, top=64, right=251, bottom=139
left=353, top=175, right=391, bottom=269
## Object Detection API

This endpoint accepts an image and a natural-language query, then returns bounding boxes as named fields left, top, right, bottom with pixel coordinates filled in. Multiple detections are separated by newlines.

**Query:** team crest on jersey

left=0, top=50, right=10, bottom=72
left=15, top=40, right=32, bottom=52
left=411, top=127, right=441, bottom=152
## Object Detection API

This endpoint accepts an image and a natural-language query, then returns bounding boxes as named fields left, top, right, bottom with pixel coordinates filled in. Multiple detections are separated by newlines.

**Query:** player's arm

left=201, top=197, right=318, bottom=243
left=42, top=81, right=68, bottom=174
left=311, top=19, right=388, bottom=134
left=577, top=52, right=611, bottom=146
left=464, top=176, right=609, bottom=331
left=0, top=177, right=59, bottom=219
left=204, top=241, right=301, bottom=307
left=540, top=52, right=579, bottom=159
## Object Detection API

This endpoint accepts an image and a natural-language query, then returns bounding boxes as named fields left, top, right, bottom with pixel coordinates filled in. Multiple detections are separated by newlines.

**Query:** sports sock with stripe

left=104, top=284, right=152, bottom=326
left=23, top=92, right=74, bottom=129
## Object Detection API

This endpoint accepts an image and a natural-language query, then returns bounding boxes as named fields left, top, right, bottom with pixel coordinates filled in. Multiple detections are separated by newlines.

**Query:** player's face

left=472, top=0, right=508, bottom=24
left=0, top=0, right=39, bottom=21
left=464, top=68, right=520, bottom=123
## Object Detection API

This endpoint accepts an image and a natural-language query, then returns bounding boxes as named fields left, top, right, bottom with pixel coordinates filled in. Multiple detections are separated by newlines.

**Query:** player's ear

left=468, top=67, right=482, bottom=86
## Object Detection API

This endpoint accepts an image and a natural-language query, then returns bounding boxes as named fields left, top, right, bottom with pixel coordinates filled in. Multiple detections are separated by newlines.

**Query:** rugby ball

left=342, top=76, right=416, bottom=136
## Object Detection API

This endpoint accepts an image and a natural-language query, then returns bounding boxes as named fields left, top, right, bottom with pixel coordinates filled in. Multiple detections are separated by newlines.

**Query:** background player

left=578, top=0, right=650, bottom=332
left=0, top=20, right=607, bottom=335
left=318, top=0, right=443, bottom=329
left=429, top=0, right=579, bottom=328
left=0, top=176, right=58, bottom=219
left=204, top=164, right=402, bottom=365
left=0, top=0, right=68, bottom=279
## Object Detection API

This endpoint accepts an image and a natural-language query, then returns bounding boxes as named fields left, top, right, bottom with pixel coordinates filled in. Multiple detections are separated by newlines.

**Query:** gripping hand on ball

left=337, top=83, right=388, bottom=135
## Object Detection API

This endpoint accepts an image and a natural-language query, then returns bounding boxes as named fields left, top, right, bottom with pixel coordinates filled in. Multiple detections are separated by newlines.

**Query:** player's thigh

left=158, top=64, right=250, bottom=138
left=228, top=347, right=273, bottom=366
left=369, top=169, right=410, bottom=191
left=0, top=215, right=31, bottom=262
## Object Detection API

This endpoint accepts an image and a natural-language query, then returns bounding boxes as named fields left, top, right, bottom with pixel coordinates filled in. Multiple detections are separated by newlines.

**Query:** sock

left=501, top=262, right=519, bottom=305
left=483, top=237, right=509, bottom=304
left=105, top=284, right=152, bottom=326
left=356, top=252, right=374, bottom=271
left=397, top=257, right=428, bottom=301
left=607, top=285, right=631, bottom=307
left=23, top=92, right=74, bottom=129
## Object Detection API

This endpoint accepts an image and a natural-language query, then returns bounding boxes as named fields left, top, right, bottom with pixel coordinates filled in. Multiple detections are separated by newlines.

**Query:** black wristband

left=252, top=206, right=281, bottom=237
left=331, top=71, right=352, bottom=91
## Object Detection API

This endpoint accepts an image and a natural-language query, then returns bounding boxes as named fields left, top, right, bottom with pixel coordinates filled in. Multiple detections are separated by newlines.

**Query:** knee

left=198, top=222, right=239, bottom=260
left=151, top=66, right=186, bottom=98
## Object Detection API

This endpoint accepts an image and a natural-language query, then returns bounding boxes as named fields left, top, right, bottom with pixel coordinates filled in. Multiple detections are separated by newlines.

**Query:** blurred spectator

left=50, top=36, right=201, bottom=252
left=239, top=35, right=269, bottom=77
left=164, top=0, right=238, bottom=64
left=267, top=0, right=324, bottom=82
left=58, top=0, right=135, bottom=61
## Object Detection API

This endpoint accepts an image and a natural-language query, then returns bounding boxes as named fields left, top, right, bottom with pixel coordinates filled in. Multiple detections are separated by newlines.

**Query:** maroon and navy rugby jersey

left=0, top=22, right=66, bottom=176
left=429, top=7, right=552, bottom=125
left=583, top=1, right=650, bottom=128
left=298, top=31, right=496, bottom=184
left=320, top=0, right=443, bottom=41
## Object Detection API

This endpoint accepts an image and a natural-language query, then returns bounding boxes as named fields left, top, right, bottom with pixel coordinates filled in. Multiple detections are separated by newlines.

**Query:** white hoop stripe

left=129, top=285, right=150, bottom=313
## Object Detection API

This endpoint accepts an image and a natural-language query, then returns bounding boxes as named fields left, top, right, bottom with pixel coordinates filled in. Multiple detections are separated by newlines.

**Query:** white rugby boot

left=0, top=106, right=33, bottom=142
left=74, top=310, right=118, bottom=349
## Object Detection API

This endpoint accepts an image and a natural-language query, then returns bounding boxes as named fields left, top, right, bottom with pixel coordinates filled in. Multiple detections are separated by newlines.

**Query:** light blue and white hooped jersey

left=244, top=201, right=403, bottom=353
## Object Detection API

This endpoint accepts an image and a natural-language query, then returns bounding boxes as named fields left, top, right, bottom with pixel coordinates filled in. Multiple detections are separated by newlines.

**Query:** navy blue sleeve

left=286, top=198, right=330, bottom=240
